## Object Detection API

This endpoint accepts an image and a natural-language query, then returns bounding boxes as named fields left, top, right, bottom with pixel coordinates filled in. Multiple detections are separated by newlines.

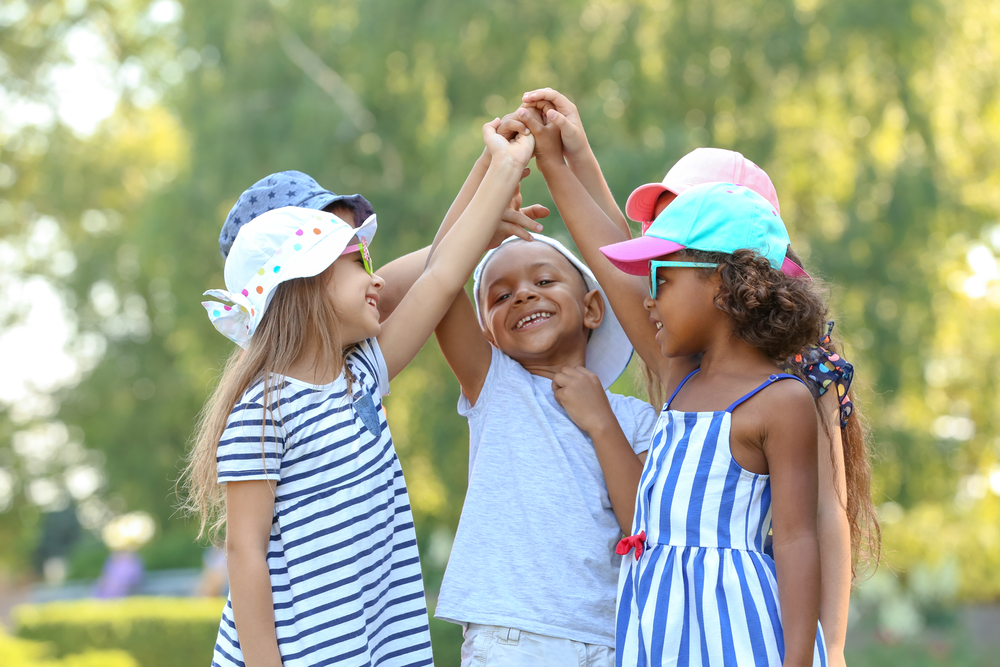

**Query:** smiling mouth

left=366, top=296, right=378, bottom=309
left=655, top=321, right=663, bottom=330
left=514, top=311, right=553, bottom=330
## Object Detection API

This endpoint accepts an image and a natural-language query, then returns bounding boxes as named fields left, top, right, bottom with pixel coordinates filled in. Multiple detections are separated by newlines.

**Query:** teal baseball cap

left=600, top=182, right=808, bottom=277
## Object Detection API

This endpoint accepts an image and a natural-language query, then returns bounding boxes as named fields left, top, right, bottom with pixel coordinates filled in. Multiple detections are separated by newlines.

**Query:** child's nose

left=513, top=287, right=538, bottom=304
left=643, top=295, right=656, bottom=311
left=371, top=273, right=385, bottom=292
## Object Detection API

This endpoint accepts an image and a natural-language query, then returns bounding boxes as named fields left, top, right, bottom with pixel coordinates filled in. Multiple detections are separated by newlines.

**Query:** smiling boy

left=431, top=232, right=657, bottom=666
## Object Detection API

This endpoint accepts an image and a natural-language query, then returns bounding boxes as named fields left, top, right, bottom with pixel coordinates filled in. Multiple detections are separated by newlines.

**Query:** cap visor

left=781, top=257, right=811, bottom=279
left=625, top=183, right=669, bottom=223
left=600, top=236, right=686, bottom=275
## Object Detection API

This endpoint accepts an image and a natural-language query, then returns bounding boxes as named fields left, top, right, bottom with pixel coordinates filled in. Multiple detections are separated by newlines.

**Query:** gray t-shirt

left=435, top=347, right=658, bottom=647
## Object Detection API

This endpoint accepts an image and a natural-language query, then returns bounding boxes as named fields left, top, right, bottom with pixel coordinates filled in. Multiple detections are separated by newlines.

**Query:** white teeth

left=515, top=312, right=553, bottom=329
left=655, top=322, right=663, bottom=330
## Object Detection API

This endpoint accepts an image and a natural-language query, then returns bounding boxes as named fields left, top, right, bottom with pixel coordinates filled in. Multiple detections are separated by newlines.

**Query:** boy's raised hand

left=522, top=88, right=589, bottom=158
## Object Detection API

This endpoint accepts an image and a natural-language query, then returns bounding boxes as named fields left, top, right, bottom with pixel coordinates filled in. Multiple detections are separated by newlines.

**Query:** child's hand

left=483, top=118, right=534, bottom=169
left=522, top=88, right=589, bottom=159
left=490, top=200, right=549, bottom=248
left=552, top=366, right=615, bottom=437
left=517, top=106, right=563, bottom=168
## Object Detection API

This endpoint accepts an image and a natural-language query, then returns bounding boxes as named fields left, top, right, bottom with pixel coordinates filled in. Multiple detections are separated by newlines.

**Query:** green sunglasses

left=341, top=238, right=374, bottom=275
left=648, top=260, right=718, bottom=299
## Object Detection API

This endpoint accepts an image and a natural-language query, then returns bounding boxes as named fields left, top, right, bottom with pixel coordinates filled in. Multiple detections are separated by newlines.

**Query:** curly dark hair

left=679, top=248, right=829, bottom=361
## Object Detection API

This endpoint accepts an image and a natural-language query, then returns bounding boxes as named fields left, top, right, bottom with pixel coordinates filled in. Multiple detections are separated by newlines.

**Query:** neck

left=696, top=327, right=777, bottom=378
left=513, top=345, right=589, bottom=381
left=284, top=339, right=344, bottom=385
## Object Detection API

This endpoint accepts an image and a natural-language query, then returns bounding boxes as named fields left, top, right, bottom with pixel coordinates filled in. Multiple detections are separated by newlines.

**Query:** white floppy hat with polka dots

left=202, top=206, right=377, bottom=348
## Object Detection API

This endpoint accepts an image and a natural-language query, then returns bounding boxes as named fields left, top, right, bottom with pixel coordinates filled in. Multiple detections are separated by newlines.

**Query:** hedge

left=13, top=598, right=224, bottom=667
left=0, top=628, right=138, bottom=667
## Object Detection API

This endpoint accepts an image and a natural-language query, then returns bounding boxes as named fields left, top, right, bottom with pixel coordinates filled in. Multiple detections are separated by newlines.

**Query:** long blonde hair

left=180, top=265, right=348, bottom=542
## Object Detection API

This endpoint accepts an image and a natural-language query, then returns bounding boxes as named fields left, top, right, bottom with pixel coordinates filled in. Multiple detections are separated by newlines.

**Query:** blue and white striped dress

left=212, top=339, right=434, bottom=667
left=616, top=370, right=826, bottom=667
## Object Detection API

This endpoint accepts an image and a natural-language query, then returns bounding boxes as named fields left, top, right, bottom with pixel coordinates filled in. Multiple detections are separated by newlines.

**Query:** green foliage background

left=1, top=0, right=999, bottom=650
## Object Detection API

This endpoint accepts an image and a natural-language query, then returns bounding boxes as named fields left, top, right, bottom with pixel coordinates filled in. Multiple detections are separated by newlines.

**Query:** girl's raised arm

left=377, top=121, right=534, bottom=380
left=518, top=108, right=669, bottom=380
left=521, top=88, right=632, bottom=239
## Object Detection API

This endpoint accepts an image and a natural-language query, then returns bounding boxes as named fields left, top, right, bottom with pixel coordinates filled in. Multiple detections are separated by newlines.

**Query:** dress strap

left=726, top=373, right=804, bottom=413
left=665, top=368, right=701, bottom=410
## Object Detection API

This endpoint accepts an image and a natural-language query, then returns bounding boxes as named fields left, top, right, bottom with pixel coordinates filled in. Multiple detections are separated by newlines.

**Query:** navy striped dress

left=212, top=339, right=434, bottom=667
left=616, top=370, right=826, bottom=667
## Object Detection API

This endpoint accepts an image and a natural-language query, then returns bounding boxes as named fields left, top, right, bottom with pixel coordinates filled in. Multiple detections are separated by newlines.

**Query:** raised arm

left=522, top=88, right=632, bottom=239
left=517, top=108, right=669, bottom=380
left=373, top=147, right=546, bottom=321
left=377, top=121, right=534, bottom=380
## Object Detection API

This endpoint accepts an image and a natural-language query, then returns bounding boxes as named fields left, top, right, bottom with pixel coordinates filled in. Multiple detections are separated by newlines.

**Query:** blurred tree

left=1, top=0, right=998, bottom=650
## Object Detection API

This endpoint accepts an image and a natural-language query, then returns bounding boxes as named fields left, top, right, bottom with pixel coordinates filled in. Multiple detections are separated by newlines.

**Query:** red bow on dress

left=616, top=531, right=646, bottom=560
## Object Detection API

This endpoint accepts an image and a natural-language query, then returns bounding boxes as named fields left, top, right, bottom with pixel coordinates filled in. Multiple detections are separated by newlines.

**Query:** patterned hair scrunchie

left=788, top=321, right=855, bottom=428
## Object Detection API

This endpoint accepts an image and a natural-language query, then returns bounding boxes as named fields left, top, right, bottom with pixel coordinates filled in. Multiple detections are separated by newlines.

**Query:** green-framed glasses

left=648, top=260, right=719, bottom=299
left=341, top=238, right=374, bottom=275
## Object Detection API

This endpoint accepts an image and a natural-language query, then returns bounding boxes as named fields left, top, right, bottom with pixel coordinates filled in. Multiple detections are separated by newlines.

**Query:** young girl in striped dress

left=597, top=184, right=829, bottom=666
left=524, top=109, right=829, bottom=665
left=181, top=119, right=534, bottom=667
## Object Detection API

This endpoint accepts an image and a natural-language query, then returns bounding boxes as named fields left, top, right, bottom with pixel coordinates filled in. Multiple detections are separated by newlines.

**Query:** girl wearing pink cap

left=516, top=93, right=878, bottom=666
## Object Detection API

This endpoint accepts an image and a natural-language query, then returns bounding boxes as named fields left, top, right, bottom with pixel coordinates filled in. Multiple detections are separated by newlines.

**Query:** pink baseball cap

left=626, top=147, right=781, bottom=230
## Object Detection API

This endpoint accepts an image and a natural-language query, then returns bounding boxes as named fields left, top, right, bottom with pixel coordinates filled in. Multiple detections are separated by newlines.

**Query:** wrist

left=488, top=153, right=528, bottom=176
left=565, top=144, right=597, bottom=171
left=476, top=147, right=492, bottom=168
left=535, top=152, right=567, bottom=173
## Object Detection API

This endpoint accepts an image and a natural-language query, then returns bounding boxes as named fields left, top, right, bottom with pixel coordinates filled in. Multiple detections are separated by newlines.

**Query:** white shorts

left=460, top=624, right=615, bottom=667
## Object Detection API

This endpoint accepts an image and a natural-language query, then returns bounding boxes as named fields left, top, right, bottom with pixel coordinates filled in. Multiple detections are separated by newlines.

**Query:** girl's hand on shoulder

left=521, top=87, right=589, bottom=158
left=483, top=118, right=534, bottom=169
left=552, top=366, right=614, bottom=436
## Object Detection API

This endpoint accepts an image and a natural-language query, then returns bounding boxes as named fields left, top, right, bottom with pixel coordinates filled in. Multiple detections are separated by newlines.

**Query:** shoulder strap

left=726, top=373, right=804, bottom=413
left=665, top=368, right=701, bottom=410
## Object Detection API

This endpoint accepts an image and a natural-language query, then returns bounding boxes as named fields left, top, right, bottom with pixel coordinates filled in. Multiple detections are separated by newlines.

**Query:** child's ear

left=582, top=288, right=604, bottom=331
left=481, top=323, right=497, bottom=346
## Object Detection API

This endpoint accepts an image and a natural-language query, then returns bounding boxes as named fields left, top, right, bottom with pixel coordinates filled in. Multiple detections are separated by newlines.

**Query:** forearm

left=588, top=420, right=644, bottom=533
left=228, top=551, right=283, bottom=667
left=536, top=156, right=630, bottom=265
left=427, top=157, right=523, bottom=291
left=773, top=535, right=822, bottom=667
left=375, top=247, right=429, bottom=322
left=427, top=147, right=491, bottom=263
left=818, top=508, right=851, bottom=660
left=565, top=147, right=631, bottom=238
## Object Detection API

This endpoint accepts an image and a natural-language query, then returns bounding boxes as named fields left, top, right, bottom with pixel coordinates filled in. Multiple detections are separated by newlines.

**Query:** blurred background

left=0, top=0, right=998, bottom=665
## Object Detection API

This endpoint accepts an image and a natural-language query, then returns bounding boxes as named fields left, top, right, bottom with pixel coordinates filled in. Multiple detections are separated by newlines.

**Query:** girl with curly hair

left=516, top=91, right=879, bottom=666
left=608, top=183, right=829, bottom=665
left=520, top=100, right=829, bottom=666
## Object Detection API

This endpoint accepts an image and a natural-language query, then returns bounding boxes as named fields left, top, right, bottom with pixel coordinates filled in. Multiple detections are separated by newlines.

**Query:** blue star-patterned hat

left=220, top=170, right=374, bottom=257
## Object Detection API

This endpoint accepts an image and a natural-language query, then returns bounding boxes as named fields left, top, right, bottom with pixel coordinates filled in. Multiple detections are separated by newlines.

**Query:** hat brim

left=472, top=233, right=633, bottom=389
left=599, top=236, right=687, bottom=276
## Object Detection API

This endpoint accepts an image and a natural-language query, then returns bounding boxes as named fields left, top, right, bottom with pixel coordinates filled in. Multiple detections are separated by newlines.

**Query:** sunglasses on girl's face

left=340, top=238, right=373, bottom=275
left=648, top=260, right=718, bottom=299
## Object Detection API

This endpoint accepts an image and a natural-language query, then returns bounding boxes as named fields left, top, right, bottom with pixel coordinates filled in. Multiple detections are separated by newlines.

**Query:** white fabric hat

left=472, top=233, right=633, bottom=389
left=202, top=206, right=377, bottom=348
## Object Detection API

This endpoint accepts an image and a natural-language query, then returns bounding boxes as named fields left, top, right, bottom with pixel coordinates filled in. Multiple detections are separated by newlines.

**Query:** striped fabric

left=211, top=339, right=434, bottom=667
left=616, top=370, right=827, bottom=667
